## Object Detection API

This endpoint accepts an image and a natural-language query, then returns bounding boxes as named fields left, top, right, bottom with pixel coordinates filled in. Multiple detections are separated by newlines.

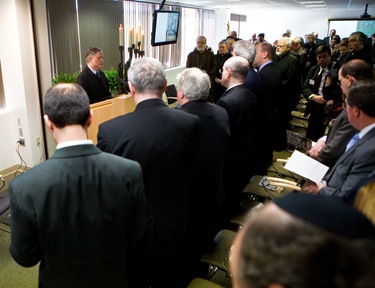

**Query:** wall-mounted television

left=151, top=10, right=180, bottom=46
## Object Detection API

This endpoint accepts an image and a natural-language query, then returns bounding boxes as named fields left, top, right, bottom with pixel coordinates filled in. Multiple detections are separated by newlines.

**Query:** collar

left=360, top=123, right=375, bottom=139
left=225, top=83, right=243, bottom=92
left=88, top=66, right=99, bottom=75
left=57, top=139, right=93, bottom=150
left=258, top=61, right=272, bottom=71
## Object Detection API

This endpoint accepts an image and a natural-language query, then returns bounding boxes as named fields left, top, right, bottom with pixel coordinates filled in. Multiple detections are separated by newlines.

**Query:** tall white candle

left=119, top=24, right=124, bottom=46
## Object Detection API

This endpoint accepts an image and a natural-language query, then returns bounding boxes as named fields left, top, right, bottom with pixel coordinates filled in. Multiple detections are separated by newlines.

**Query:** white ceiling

left=159, top=0, right=374, bottom=13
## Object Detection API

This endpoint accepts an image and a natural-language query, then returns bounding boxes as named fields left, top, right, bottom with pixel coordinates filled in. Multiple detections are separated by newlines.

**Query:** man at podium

left=77, top=47, right=112, bottom=104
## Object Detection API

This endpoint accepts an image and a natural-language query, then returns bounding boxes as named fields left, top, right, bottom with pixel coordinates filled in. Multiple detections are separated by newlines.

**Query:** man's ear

left=86, top=110, right=94, bottom=128
left=44, top=115, right=54, bottom=133
left=162, top=80, right=167, bottom=94
left=128, top=81, right=135, bottom=95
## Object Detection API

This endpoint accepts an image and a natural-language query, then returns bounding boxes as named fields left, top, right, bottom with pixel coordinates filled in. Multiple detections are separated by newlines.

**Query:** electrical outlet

left=36, top=136, right=41, bottom=145
left=17, top=117, right=22, bottom=126
left=19, top=127, right=23, bottom=137
left=19, top=138, right=25, bottom=146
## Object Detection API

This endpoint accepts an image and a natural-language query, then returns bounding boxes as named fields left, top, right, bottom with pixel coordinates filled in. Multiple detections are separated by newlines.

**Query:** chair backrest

left=165, top=84, right=178, bottom=104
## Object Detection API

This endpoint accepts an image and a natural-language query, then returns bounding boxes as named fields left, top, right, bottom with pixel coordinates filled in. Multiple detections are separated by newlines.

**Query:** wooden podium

left=88, top=94, right=135, bottom=144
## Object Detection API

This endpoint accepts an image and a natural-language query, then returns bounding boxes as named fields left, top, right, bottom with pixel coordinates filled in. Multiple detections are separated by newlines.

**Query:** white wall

left=214, top=8, right=367, bottom=45
left=0, top=0, right=44, bottom=170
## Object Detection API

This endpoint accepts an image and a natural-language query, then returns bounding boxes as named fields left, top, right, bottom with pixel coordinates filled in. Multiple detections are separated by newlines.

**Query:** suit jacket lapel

left=325, top=127, right=375, bottom=180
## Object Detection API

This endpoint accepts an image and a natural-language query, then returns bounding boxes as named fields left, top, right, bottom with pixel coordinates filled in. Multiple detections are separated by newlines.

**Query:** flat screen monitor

left=151, top=10, right=180, bottom=46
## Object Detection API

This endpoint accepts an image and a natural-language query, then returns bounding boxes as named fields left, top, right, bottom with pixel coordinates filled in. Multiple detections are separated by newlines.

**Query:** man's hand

left=303, top=180, right=326, bottom=194
left=311, top=95, right=326, bottom=105
left=308, top=139, right=326, bottom=159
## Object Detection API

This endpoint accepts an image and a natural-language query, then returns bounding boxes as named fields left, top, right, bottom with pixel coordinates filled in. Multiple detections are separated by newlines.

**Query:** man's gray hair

left=128, top=57, right=166, bottom=95
left=233, top=40, right=255, bottom=64
left=177, top=68, right=211, bottom=101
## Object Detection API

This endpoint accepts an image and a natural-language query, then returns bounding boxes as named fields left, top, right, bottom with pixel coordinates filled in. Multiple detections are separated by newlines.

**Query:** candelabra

left=117, top=45, right=127, bottom=94
left=118, top=42, right=145, bottom=94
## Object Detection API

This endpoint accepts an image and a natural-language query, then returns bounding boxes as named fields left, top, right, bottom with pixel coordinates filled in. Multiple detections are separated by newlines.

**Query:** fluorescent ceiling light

left=304, top=4, right=326, bottom=7
left=299, top=1, right=324, bottom=4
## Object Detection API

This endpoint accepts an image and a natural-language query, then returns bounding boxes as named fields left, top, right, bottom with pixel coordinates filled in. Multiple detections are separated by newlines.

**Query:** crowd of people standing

left=6, top=27, right=375, bottom=288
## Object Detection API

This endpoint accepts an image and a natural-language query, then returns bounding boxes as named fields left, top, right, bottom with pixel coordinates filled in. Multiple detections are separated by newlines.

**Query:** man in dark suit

left=303, top=33, right=319, bottom=81
left=302, top=45, right=342, bottom=141
left=217, top=56, right=257, bottom=220
left=253, top=42, right=282, bottom=174
left=274, top=37, right=300, bottom=148
left=347, top=31, right=373, bottom=66
left=213, top=40, right=232, bottom=101
left=97, top=57, right=201, bottom=288
left=304, top=80, right=375, bottom=203
left=76, top=47, right=112, bottom=104
left=176, top=67, right=230, bottom=281
left=323, top=28, right=336, bottom=45
left=9, top=83, right=145, bottom=288
left=308, top=59, right=374, bottom=167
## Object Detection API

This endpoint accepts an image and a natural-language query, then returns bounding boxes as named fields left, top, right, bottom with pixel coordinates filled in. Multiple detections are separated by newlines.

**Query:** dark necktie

left=96, top=71, right=100, bottom=78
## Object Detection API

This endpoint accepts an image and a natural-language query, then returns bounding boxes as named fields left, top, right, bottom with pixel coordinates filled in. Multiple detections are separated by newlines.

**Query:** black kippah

left=275, top=193, right=375, bottom=239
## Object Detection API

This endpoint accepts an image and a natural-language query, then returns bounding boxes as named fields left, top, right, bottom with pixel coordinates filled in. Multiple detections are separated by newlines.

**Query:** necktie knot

left=345, top=133, right=360, bottom=152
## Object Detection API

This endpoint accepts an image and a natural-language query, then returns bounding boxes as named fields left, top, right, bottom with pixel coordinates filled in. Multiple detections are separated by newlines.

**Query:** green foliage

left=103, top=67, right=119, bottom=96
left=52, top=67, right=119, bottom=96
left=52, top=72, right=80, bottom=85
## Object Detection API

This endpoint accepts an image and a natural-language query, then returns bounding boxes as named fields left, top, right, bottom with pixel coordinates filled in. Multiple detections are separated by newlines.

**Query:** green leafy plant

left=103, top=67, right=119, bottom=96
left=52, top=72, right=80, bottom=85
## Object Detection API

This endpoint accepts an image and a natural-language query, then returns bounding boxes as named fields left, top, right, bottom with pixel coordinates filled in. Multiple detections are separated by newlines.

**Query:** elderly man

left=230, top=193, right=375, bottom=288
left=9, top=84, right=145, bottom=287
left=177, top=67, right=230, bottom=281
left=304, top=80, right=375, bottom=202
left=97, top=57, right=201, bottom=288
left=274, top=37, right=300, bottom=149
left=217, top=56, right=257, bottom=220
left=186, top=35, right=216, bottom=79
left=232, top=40, right=261, bottom=95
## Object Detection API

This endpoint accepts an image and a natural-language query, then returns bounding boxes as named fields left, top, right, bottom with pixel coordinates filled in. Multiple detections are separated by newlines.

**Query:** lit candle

left=119, top=24, right=124, bottom=46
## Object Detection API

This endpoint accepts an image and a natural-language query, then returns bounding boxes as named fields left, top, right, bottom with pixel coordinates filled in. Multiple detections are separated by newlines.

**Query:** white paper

left=284, top=150, right=329, bottom=183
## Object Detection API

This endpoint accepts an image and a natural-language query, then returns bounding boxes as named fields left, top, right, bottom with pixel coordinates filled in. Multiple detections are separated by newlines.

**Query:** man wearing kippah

left=230, top=193, right=375, bottom=288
